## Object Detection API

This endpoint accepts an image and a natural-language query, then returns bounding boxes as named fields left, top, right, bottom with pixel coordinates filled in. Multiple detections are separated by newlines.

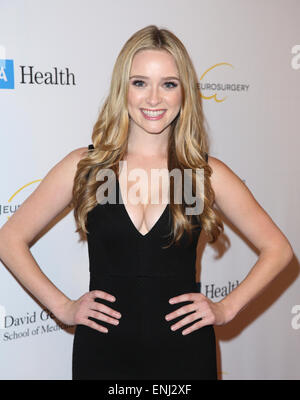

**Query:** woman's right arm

left=0, top=147, right=121, bottom=333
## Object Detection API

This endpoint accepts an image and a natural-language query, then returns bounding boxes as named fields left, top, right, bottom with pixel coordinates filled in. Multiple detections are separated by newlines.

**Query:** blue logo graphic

left=0, top=59, right=15, bottom=89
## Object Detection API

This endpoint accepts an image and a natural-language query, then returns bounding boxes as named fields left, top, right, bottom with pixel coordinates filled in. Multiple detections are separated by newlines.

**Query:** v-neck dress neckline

left=116, top=177, right=169, bottom=239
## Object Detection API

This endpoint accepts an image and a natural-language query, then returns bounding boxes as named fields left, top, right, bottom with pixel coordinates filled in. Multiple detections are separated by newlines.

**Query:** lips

left=140, top=108, right=167, bottom=120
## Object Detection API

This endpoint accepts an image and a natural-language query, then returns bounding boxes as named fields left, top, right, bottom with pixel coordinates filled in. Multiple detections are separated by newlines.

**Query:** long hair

left=71, top=25, right=223, bottom=246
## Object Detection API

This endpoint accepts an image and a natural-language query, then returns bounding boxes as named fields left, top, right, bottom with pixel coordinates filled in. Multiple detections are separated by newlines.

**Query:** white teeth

left=142, top=109, right=165, bottom=117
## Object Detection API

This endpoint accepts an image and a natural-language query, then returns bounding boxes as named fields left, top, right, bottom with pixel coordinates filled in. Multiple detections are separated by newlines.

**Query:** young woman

left=0, top=25, right=293, bottom=380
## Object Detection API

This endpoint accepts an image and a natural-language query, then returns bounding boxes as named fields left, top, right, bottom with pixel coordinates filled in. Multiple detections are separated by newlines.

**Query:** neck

left=126, top=124, right=170, bottom=158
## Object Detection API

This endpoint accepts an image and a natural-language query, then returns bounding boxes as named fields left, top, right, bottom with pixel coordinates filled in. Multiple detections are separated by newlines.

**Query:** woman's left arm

left=166, top=156, right=294, bottom=333
left=208, top=155, right=294, bottom=324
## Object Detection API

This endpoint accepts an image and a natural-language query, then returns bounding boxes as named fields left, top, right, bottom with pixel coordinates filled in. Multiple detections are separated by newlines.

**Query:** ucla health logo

left=0, top=59, right=15, bottom=89
left=0, top=46, right=75, bottom=89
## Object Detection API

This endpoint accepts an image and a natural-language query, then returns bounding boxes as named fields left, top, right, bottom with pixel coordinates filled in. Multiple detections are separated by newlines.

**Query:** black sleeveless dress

left=72, top=145, right=217, bottom=380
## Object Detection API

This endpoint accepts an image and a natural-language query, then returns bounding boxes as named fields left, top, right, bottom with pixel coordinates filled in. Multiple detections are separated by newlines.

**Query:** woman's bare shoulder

left=69, top=146, right=90, bottom=163
left=0, top=145, right=90, bottom=244
left=206, top=155, right=292, bottom=253
left=206, top=154, right=249, bottom=210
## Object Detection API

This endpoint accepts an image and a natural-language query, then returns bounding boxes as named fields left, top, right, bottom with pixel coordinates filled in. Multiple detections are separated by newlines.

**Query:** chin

left=142, top=124, right=168, bottom=133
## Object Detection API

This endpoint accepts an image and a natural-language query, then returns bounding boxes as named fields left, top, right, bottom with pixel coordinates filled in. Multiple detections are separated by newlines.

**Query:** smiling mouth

left=140, top=109, right=167, bottom=119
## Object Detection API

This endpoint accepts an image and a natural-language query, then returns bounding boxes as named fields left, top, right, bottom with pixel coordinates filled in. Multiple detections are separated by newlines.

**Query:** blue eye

left=164, top=81, right=178, bottom=89
left=132, top=80, right=145, bottom=87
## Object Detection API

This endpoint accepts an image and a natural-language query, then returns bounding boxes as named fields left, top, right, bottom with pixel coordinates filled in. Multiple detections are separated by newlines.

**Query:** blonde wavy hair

left=71, top=24, right=224, bottom=247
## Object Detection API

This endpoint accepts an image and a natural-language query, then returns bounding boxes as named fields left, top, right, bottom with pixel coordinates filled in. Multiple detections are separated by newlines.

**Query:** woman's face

left=127, top=49, right=182, bottom=135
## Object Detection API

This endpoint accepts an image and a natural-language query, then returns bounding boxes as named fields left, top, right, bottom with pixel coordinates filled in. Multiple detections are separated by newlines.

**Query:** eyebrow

left=129, top=75, right=180, bottom=81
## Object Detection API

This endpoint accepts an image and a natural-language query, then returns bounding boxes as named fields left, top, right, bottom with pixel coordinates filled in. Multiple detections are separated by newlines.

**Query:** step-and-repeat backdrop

left=0, top=0, right=299, bottom=380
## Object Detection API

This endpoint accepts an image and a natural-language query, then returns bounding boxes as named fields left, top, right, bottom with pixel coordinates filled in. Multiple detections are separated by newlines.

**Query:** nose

left=146, top=85, right=162, bottom=106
